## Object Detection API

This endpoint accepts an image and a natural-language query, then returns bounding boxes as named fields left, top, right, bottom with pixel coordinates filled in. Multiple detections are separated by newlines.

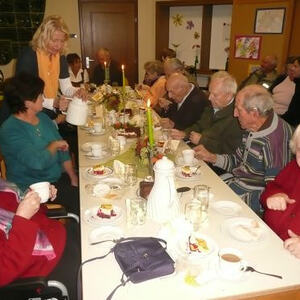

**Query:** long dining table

left=78, top=119, right=300, bottom=300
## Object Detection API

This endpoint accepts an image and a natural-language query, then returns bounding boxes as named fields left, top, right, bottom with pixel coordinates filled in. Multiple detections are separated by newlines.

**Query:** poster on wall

left=234, top=35, right=261, bottom=60
left=254, top=8, right=285, bottom=34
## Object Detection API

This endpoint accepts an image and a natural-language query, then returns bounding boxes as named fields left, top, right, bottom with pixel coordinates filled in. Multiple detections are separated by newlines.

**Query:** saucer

left=81, top=142, right=105, bottom=152
left=85, top=150, right=110, bottom=160
left=211, top=201, right=242, bottom=216
left=211, top=258, right=249, bottom=281
left=93, top=183, right=111, bottom=196
left=176, top=157, right=200, bottom=167
left=88, top=129, right=106, bottom=136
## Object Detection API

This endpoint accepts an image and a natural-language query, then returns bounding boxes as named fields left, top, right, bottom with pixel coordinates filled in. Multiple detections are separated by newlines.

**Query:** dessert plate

left=175, top=166, right=201, bottom=180
left=222, top=217, right=267, bottom=242
left=176, top=233, right=218, bottom=263
left=85, top=167, right=113, bottom=180
left=211, top=201, right=242, bottom=216
left=89, top=226, right=123, bottom=245
left=84, top=205, right=122, bottom=226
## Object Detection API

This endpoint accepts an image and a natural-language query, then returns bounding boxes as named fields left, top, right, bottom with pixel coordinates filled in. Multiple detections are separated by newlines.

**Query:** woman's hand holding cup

left=16, top=191, right=40, bottom=219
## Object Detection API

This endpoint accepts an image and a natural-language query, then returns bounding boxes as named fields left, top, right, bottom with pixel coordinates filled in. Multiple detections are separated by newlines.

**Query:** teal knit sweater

left=0, top=112, right=70, bottom=191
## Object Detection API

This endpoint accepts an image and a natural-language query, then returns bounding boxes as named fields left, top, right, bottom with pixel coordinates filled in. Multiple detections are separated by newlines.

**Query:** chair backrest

left=0, top=152, right=6, bottom=179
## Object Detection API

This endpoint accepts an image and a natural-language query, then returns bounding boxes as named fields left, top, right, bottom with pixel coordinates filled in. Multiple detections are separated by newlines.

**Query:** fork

left=244, top=266, right=282, bottom=279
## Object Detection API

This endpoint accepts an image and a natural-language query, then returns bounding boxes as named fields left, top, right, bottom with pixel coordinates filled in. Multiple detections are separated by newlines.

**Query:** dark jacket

left=91, top=60, right=123, bottom=86
left=184, top=100, right=243, bottom=154
left=281, top=77, right=300, bottom=127
left=162, top=85, right=209, bottom=130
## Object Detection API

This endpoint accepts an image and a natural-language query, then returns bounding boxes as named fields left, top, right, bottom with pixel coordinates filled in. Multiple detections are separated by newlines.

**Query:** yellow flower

left=172, top=14, right=183, bottom=26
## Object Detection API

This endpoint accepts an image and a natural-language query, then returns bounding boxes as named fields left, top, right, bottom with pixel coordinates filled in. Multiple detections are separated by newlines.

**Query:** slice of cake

left=97, top=204, right=117, bottom=219
left=92, top=164, right=105, bottom=175
left=182, top=166, right=192, bottom=177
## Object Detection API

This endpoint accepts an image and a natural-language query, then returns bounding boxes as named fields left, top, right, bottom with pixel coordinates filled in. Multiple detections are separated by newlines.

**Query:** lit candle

left=146, top=99, right=154, bottom=148
left=121, top=64, right=126, bottom=96
left=104, top=61, right=109, bottom=83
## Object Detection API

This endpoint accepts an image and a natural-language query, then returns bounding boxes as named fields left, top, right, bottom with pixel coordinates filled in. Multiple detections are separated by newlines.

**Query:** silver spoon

left=244, top=266, right=282, bottom=279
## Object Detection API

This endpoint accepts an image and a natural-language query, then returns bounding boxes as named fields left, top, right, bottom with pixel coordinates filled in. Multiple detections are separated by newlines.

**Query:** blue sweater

left=0, top=112, right=70, bottom=191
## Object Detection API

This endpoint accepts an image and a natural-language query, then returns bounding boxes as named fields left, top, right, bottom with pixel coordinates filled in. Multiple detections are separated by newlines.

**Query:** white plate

left=89, top=226, right=123, bottom=245
left=176, top=157, right=200, bottom=167
left=211, top=201, right=242, bottom=216
left=176, top=233, right=218, bottom=263
left=85, top=167, right=113, bottom=180
left=175, top=166, right=201, bottom=180
left=222, top=217, right=267, bottom=242
left=84, top=150, right=110, bottom=160
left=84, top=205, right=122, bottom=226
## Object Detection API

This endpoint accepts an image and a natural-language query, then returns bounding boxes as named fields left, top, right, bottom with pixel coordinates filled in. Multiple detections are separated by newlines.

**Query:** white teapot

left=147, top=156, right=179, bottom=223
left=66, top=97, right=88, bottom=126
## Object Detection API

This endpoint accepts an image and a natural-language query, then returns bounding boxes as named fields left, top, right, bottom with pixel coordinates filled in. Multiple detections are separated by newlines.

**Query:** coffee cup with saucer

left=217, top=247, right=247, bottom=280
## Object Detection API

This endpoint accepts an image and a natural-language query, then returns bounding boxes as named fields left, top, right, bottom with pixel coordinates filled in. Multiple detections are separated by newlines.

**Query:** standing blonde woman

left=0, top=15, right=86, bottom=124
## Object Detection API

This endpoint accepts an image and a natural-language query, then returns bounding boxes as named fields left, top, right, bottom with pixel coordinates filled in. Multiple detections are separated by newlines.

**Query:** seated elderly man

left=171, top=71, right=243, bottom=154
left=195, top=84, right=293, bottom=214
left=91, top=47, right=122, bottom=86
left=239, top=55, right=278, bottom=90
left=160, top=73, right=208, bottom=130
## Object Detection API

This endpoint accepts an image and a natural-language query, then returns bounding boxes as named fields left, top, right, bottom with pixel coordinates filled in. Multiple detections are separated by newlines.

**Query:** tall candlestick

left=121, top=64, right=126, bottom=97
left=104, top=61, right=109, bottom=83
left=146, top=99, right=154, bottom=149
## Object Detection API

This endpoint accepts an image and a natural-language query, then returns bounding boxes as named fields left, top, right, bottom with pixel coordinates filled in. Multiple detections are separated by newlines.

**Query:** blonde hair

left=31, top=15, right=69, bottom=54
left=289, top=124, right=300, bottom=154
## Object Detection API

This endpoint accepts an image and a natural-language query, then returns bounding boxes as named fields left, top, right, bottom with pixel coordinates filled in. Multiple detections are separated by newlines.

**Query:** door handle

left=85, top=56, right=95, bottom=69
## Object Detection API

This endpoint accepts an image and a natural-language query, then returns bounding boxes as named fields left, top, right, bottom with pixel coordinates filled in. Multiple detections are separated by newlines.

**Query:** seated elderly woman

left=0, top=73, right=79, bottom=214
left=0, top=179, right=79, bottom=299
left=260, top=125, right=300, bottom=258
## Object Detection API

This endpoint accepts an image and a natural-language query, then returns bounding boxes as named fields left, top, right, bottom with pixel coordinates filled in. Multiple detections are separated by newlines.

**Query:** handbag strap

left=115, top=236, right=167, bottom=249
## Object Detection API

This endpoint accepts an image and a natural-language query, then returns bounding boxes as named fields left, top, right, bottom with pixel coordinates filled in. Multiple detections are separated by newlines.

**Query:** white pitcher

left=147, top=156, right=179, bottom=223
left=66, top=97, right=88, bottom=126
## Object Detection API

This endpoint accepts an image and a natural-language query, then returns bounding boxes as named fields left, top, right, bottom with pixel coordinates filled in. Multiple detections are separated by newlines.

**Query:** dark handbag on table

left=78, top=237, right=175, bottom=300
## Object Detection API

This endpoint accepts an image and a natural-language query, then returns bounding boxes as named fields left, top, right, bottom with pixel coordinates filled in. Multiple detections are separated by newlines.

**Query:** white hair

left=289, top=125, right=300, bottom=154
left=210, top=71, right=237, bottom=95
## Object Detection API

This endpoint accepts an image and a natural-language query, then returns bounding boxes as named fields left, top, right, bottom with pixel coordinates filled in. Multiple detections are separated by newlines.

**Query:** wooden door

left=79, top=0, right=138, bottom=86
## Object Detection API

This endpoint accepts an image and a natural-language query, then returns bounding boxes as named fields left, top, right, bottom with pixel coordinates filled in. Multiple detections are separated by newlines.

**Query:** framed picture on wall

left=234, top=35, right=261, bottom=60
left=254, top=8, right=285, bottom=34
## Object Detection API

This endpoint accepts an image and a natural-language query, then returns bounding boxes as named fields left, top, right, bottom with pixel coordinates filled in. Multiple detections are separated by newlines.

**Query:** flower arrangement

left=92, top=84, right=121, bottom=111
left=135, top=137, right=163, bottom=166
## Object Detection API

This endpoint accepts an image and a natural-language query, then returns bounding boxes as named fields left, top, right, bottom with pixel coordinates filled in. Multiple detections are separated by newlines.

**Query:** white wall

left=169, top=6, right=203, bottom=66
left=209, top=5, right=232, bottom=70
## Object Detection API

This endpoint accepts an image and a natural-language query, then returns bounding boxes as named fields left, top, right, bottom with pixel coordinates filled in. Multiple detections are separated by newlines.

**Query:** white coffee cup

left=116, top=135, right=126, bottom=150
left=182, top=149, right=195, bottom=165
left=218, top=248, right=245, bottom=279
left=93, top=122, right=102, bottom=133
left=91, top=144, right=102, bottom=157
left=29, top=181, right=50, bottom=203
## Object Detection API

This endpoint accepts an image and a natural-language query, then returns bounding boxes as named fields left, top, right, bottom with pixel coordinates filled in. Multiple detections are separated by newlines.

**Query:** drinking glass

left=124, top=164, right=137, bottom=186
left=193, top=184, right=210, bottom=222
left=184, top=202, right=202, bottom=231
left=129, top=197, right=147, bottom=225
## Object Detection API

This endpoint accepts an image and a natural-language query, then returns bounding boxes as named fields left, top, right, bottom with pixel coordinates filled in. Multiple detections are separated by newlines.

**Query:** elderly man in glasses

left=195, top=84, right=293, bottom=215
